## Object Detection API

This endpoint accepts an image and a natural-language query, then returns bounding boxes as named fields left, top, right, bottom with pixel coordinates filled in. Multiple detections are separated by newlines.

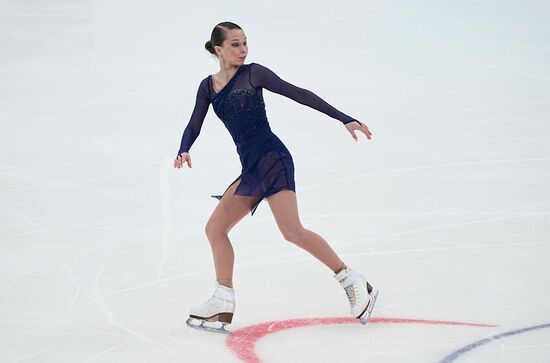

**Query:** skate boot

left=186, top=282, right=235, bottom=334
left=334, top=266, right=378, bottom=325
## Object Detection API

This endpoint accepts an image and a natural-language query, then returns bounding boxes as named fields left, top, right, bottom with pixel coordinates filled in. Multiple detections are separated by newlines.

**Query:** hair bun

left=205, top=40, right=215, bottom=55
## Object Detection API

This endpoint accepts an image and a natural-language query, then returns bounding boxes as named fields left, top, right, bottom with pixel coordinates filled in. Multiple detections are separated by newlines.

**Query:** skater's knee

left=205, top=220, right=228, bottom=240
left=281, top=226, right=306, bottom=245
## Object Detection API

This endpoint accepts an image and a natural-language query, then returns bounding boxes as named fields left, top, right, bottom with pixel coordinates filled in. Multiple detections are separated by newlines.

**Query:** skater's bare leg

left=267, top=189, right=344, bottom=273
left=205, top=178, right=259, bottom=287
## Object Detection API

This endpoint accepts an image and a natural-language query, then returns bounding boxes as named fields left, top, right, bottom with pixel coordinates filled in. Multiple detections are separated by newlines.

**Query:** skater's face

left=215, top=29, right=248, bottom=66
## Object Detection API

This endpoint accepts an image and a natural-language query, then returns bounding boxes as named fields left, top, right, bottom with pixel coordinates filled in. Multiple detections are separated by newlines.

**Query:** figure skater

left=174, top=21, right=378, bottom=334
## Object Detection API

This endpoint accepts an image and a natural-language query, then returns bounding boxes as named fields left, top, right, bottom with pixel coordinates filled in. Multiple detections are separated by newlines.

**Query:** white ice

left=1, top=0, right=549, bottom=362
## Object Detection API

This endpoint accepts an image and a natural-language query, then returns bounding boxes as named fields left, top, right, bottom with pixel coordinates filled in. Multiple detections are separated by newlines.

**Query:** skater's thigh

left=206, top=178, right=258, bottom=234
left=266, top=189, right=304, bottom=235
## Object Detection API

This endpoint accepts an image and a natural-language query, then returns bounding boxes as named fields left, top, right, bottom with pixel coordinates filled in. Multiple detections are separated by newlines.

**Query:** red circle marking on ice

left=225, top=317, right=497, bottom=363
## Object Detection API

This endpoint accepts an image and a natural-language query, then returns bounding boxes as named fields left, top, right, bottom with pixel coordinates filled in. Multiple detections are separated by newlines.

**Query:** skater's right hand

left=174, top=152, right=192, bottom=169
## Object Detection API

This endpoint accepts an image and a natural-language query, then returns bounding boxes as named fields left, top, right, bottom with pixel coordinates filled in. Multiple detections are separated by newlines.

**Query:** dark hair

left=205, top=22, right=242, bottom=57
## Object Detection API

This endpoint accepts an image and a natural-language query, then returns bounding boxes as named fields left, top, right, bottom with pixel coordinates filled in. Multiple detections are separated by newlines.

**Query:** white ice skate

left=334, top=266, right=378, bottom=325
left=186, top=282, right=235, bottom=334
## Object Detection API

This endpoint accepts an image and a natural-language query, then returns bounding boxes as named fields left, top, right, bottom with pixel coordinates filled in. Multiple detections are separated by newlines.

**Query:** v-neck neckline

left=210, top=65, right=245, bottom=96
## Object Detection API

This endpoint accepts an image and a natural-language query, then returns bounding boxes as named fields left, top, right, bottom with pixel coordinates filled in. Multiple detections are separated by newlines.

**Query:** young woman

left=174, top=21, right=378, bottom=333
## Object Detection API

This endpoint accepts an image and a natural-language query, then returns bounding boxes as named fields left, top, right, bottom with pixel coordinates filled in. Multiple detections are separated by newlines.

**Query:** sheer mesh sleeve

left=177, top=77, right=211, bottom=156
left=249, top=62, right=358, bottom=125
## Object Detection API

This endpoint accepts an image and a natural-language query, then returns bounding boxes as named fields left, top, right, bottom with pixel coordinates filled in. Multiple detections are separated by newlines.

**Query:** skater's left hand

left=345, top=120, right=372, bottom=142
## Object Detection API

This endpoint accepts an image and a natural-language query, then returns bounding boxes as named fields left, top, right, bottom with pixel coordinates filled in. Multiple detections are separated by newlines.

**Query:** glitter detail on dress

left=177, top=63, right=358, bottom=216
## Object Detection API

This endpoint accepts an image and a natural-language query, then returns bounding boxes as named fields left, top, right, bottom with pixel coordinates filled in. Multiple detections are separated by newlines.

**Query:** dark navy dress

left=177, top=63, right=358, bottom=216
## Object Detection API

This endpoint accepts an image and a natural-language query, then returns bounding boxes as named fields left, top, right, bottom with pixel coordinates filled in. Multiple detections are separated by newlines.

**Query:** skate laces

left=344, top=283, right=359, bottom=306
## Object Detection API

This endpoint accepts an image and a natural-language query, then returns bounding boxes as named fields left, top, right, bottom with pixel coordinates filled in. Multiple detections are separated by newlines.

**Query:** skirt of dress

left=210, top=149, right=296, bottom=216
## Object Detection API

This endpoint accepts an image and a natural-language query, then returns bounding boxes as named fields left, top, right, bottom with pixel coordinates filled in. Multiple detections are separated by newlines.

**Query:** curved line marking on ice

left=226, top=317, right=496, bottom=363
left=439, top=322, right=550, bottom=362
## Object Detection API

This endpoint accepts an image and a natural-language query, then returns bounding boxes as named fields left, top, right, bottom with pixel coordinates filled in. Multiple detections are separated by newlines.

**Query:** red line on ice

left=225, top=317, right=497, bottom=363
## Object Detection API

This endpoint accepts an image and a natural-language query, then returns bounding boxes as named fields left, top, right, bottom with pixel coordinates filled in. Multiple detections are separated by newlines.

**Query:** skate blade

left=186, top=317, right=232, bottom=335
left=359, top=289, right=379, bottom=325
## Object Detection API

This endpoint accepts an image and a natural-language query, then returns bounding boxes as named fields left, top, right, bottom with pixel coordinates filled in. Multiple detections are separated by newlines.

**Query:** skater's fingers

left=347, top=121, right=368, bottom=142
left=175, top=155, right=185, bottom=169
left=349, top=129, right=358, bottom=142
left=363, top=124, right=372, bottom=135
left=362, top=127, right=372, bottom=140
left=185, top=154, right=192, bottom=168
left=356, top=121, right=372, bottom=140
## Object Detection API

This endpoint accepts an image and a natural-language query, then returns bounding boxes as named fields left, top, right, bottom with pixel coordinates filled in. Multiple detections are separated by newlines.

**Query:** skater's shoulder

left=199, top=75, right=210, bottom=85
left=248, top=62, right=269, bottom=71
left=194, top=76, right=212, bottom=97
left=248, top=62, right=279, bottom=80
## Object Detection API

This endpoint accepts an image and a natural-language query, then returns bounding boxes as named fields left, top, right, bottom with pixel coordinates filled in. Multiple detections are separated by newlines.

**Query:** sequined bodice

left=211, top=80, right=271, bottom=152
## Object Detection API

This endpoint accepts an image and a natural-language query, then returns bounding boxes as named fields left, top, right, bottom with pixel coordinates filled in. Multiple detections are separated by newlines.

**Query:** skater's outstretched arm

left=249, top=63, right=373, bottom=141
left=249, top=62, right=359, bottom=124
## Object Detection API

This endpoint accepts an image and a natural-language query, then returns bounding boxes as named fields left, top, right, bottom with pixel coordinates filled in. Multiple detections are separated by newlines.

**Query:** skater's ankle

left=217, top=280, right=233, bottom=289
left=334, top=263, right=347, bottom=274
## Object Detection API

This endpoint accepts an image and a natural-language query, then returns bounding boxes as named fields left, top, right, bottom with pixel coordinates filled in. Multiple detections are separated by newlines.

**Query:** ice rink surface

left=1, top=0, right=549, bottom=362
